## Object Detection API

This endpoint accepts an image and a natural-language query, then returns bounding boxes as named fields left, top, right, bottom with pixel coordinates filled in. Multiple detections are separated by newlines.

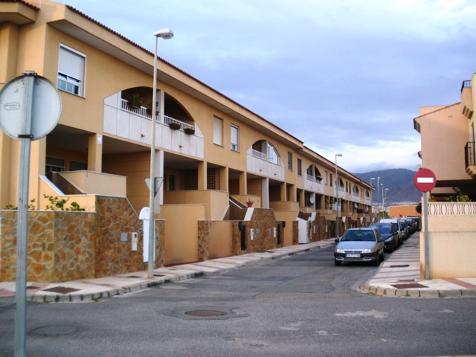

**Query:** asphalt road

left=1, top=243, right=476, bottom=357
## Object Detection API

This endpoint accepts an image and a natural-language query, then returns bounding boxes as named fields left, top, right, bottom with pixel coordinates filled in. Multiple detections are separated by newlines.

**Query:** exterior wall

left=0, top=210, right=96, bottom=282
left=94, top=196, right=145, bottom=277
left=102, top=151, right=149, bottom=211
left=198, top=220, right=233, bottom=260
left=164, top=190, right=228, bottom=220
left=273, top=210, right=298, bottom=246
left=159, top=204, right=205, bottom=265
left=417, top=104, right=471, bottom=181
left=0, top=195, right=164, bottom=282
left=388, top=204, right=419, bottom=218
left=59, top=171, right=127, bottom=197
left=420, top=202, right=476, bottom=279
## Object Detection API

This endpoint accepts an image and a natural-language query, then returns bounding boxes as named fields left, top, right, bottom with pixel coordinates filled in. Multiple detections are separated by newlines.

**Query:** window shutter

left=59, top=46, right=85, bottom=80
left=213, top=118, right=223, bottom=145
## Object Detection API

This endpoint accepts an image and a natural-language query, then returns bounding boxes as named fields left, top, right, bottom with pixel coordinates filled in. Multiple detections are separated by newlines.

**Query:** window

left=230, top=125, right=239, bottom=151
left=325, top=171, right=329, bottom=185
left=213, top=117, right=223, bottom=145
left=57, top=44, right=86, bottom=96
left=297, top=159, right=302, bottom=176
left=288, top=152, right=293, bottom=171
left=330, top=173, right=333, bottom=187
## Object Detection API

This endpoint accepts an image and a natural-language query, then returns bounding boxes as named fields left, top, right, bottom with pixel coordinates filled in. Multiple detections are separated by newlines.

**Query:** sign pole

left=14, top=74, right=34, bottom=357
left=423, top=191, right=430, bottom=280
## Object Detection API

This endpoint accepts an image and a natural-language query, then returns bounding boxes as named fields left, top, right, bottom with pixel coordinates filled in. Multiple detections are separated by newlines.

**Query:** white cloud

left=310, top=137, right=421, bottom=173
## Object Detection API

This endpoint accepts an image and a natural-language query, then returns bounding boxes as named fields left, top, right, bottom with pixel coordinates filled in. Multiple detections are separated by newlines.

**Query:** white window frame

left=230, top=124, right=239, bottom=152
left=213, top=117, right=223, bottom=146
left=57, top=43, right=87, bottom=97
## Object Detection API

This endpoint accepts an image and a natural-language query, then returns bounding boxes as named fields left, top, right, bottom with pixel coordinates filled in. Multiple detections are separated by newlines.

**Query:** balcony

left=461, top=79, right=472, bottom=92
left=465, top=141, right=476, bottom=177
left=304, top=174, right=324, bottom=193
left=247, top=148, right=284, bottom=180
left=104, top=93, right=204, bottom=159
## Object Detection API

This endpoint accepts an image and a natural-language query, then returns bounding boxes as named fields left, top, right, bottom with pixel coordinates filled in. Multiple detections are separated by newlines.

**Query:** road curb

left=14, top=240, right=332, bottom=304
left=360, top=282, right=475, bottom=299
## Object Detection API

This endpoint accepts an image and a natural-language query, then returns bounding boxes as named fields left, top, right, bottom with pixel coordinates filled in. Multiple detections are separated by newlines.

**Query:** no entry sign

left=413, top=168, right=436, bottom=192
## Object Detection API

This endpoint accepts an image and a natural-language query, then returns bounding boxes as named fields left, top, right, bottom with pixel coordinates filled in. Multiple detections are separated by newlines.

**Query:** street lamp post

left=148, top=28, right=173, bottom=279
left=334, top=153, right=342, bottom=239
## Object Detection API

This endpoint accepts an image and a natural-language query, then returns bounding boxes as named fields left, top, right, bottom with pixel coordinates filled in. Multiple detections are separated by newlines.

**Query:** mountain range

left=354, top=169, right=420, bottom=204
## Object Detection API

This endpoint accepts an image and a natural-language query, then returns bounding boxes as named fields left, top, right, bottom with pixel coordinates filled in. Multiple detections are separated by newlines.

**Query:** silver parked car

left=334, top=228, right=385, bottom=266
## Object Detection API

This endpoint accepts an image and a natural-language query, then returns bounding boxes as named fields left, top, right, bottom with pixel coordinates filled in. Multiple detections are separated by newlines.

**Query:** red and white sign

left=413, top=168, right=436, bottom=192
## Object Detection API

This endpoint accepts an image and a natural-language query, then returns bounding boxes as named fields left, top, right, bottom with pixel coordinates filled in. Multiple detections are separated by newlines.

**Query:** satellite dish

left=0, top=73, right=61, bottom=140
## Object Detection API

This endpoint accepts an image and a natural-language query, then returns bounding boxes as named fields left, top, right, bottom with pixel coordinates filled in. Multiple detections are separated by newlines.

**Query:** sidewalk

left=0, top=238, right=335, bottom=303
left=360, top=232, right=476, bottom=298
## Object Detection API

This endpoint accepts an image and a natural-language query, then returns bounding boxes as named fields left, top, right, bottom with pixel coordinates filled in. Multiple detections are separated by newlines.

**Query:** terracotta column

left=88, top=134, right=103, bottom=172
left=198, top=161, right=207, bottom=190
left=239, top=171, right=247, bottom=195
left=280, top=182, right=286, bottom=201
left=261, top=177, right=269, bottom=208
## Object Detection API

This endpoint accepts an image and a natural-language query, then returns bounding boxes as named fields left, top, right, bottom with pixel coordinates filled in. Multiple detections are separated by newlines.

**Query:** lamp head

left=155, top=28, right=174, bottom=39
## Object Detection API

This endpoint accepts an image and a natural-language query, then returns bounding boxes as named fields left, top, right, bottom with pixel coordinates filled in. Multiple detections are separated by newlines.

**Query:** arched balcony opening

left=305, top=165, right=322, bottom=182
left=249, top=140, right=281, bottom=166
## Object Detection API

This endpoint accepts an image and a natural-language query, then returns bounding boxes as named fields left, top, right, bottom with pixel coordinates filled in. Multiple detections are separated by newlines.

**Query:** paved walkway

left=360, top=232, right=476, bottom=298
left=0, top=239, right=335, bottom=303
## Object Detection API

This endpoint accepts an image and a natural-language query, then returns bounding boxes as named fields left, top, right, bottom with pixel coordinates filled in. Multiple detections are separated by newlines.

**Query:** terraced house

left=0, top=0, right=372, bottom=282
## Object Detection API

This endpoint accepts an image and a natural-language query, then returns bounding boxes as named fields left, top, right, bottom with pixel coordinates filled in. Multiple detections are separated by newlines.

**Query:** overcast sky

left=62, top=0, right=476, bottom=173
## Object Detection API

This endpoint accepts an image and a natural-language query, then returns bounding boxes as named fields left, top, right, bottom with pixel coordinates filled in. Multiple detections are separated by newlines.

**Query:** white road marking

left=335, top=310, right=388, bottom=319
left=279, top=321, right=303, bottom=331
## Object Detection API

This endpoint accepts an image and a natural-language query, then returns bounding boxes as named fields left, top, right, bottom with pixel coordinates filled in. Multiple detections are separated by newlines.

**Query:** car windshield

left=370, top=224, right=392, bottom=235
left=340, top=230, right=376, bottom=242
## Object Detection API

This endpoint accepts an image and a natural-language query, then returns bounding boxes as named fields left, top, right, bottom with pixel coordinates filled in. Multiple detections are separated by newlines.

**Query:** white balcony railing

left=250, top=149, right=281, bottom=166
left=305, top=174, right=324, bottom=193
left=104, top=93, right=204, bottom=159
left=164, top=115, right=195, bottom=131
left=247, top=149, right=284, bottom=180
left=429, top=202, right=476, bottom=216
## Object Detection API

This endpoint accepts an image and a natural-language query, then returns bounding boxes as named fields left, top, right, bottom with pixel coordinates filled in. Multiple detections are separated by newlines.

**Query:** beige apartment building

left=413, top=78, right=476, bottom=199
left=0, top=1, right=372, bottom=282
left=413, top=75, right=476, bottom=279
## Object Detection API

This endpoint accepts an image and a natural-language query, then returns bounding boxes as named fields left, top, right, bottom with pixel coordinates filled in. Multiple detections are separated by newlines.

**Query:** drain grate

left=392, top=283, right=428, bottom=289
left=42, top=286, right=79, bottom=294
left=390, top=264, right=410, bottom=268
left=126, top=275, right=142, bottom=278
left=185, top=309, right=227, bottom=317
left=153, top=273, right=166, bottom=277
left=26, top=286, right=41, bottom=290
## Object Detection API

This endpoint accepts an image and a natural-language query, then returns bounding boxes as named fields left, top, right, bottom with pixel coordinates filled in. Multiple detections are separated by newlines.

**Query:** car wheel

left=335, top=260, right=342, bottom=266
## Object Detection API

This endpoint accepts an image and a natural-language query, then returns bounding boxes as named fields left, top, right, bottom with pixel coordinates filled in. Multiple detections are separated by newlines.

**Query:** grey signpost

left=0, top=72, right=61, bottom=357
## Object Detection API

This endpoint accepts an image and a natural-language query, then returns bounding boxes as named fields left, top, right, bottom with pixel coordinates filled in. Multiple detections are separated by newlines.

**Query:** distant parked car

left=334, top=228, right=385, bottom=266
left=379, top=218, right=406, bottom=241
left=369, top=223, right=399, bottom=251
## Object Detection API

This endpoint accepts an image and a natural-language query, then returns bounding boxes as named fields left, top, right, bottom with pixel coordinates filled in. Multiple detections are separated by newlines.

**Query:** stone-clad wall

left=247, top=209, right=283, bottom=252
left=197, top=220, right=210, bottom=261
left=0, top=196, right=165, bottom=282
left=0, top=210, right=96, bottom=282
left=94, top=196, right=144, bottom=277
